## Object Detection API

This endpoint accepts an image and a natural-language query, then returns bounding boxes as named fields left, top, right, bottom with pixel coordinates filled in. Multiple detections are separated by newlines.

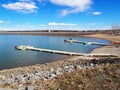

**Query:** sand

left=82, top=34, right=120, bottom=42
left=90, top=46, right=120, bottom=56
left=81, top=34, right=120, bottom=57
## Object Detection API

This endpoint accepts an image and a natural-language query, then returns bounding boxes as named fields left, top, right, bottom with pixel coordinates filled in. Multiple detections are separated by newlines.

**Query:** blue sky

left=0, top=0, right=120, bottom=30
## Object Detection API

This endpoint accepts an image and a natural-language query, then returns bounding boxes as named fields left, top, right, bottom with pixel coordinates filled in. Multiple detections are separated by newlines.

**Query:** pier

left=64, top=39, right=108, bottom=46
left=15, top=45, right=84, bottom=56
left=15, top=45, right=118, bottom=57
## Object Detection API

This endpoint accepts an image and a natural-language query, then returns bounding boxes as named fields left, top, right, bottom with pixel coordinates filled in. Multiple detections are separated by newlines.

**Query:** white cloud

left=2, top=2, right=38, bottom=13
left=89, top=23, right=97, bottom=25
left=50, top=0, right=92, bottom=16
left=87, top=22, right=104, bottom=26
left=16, top=22, right=32, bottom=27
left=92, top=11, right=102, bottom=15
left=0, top=20, right=4, bottom=24
left=0, top=20, right=11, bottom=24
left=19, top=0, right=32, bottom=2
left=37, top=0, right=42, bottom=2
left=48, top=22, right=77, bottom=26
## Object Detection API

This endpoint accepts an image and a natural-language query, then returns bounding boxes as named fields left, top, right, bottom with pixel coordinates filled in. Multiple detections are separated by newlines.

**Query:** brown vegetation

left=44, top=63, right=120, bottom=90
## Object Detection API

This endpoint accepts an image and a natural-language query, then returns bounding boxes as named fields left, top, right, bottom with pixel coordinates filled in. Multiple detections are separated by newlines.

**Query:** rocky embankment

left=0, top=57, right=120, bottom=90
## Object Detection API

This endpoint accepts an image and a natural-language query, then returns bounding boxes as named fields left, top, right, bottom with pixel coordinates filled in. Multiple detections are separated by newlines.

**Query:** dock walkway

left=16, top=46, right=84, bottom=56
left=64, top=39, right=108, bottom=46
left=15, top=45, right=118, bottom=57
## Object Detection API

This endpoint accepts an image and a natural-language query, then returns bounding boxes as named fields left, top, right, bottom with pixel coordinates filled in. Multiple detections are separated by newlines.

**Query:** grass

left=43, top=63, right=120, bottom=90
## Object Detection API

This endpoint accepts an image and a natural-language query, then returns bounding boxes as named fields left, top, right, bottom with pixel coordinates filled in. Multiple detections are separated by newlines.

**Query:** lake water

left=0, top=35, right=110, bottom=70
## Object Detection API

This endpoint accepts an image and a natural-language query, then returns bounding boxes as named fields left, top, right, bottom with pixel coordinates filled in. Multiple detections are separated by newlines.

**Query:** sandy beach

left=0, top=33, right=120, bottom=89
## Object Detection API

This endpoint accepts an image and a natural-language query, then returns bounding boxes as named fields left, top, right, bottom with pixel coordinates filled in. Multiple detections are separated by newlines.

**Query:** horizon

left=0, top=0, right=120, bottom=30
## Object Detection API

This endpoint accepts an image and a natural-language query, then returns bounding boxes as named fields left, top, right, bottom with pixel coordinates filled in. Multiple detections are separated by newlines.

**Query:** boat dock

left=64, top=39, right=108, bottom=46
left=15, top=45, right=118, bottom=57
left=15, top=45, right=84, bottom=56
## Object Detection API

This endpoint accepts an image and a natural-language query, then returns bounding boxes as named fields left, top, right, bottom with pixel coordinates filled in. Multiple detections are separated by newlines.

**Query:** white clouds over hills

left=50, top=0, right=92, bottom=16
left=2, top=1, right=38, bottom=13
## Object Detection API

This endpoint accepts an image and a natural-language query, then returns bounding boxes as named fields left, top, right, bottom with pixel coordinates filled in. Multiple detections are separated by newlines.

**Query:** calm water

left=0, top=35, right=110, bottom=70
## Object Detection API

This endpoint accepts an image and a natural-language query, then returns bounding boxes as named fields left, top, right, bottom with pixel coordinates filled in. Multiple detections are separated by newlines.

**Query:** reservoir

left=0, top=35, right=110, bottom=70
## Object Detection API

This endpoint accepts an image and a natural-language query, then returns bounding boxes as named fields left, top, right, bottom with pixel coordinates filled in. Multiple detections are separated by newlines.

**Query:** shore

left=0, top=57, right=119, bottom=89
left=81, top=34, right=120, bottom=57
left=81, top=33, right=120, bottom=43
left=0, top=33, right=120, bottom=89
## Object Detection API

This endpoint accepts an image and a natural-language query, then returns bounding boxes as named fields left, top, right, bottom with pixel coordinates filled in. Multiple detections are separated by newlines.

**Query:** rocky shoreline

left=0, top=57, right=120, bottom=89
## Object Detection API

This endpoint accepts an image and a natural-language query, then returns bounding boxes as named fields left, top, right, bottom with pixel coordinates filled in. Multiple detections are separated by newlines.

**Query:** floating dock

left=15, top=45, right=118, bottom=57
left=15, top=45, right=84, bottom=56
left=64, top=39, right=108, bottom=46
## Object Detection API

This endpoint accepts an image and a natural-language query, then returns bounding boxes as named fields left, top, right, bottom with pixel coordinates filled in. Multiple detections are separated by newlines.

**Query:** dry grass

left=44, top=63, right=120, bottom=90
left=82, top=34, right=120, bottom=42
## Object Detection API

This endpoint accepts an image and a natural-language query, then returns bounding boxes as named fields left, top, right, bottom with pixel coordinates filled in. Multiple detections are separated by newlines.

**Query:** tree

left=111, top=24, right=120, bottom=30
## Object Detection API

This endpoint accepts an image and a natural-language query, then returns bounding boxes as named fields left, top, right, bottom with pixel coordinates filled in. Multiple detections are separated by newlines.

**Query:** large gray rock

left=64, top=65, right=75, bottom=73
left=17, top=76, right=25, bottom=84
left=4, top=79, right=14, bottom=85
left=27, top=77, right=35, bottom=84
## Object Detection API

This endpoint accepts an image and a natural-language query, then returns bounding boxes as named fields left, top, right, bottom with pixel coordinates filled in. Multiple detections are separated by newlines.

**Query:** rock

left=90, top=63, right=95, bottom=67
left=49, top=73, right=56, bottom=80
left=0, top=80, right=3, bottom=87
left=57, top=88, right=61, bottom=90
left=49, top=68, right=54, bottom=72
left=4, top=79, right=14, bottom=85
left=17, top=76, right=25, bottom=84
left=0, top=75, right=6, bottom=80
left=43, top=77, right=48, bottom=81
left=27, top=73, right=35, bottom=78
left=17, top=84, right=25, bottom=90
left=27, top=77, right=35, bottom=84
left=25, top=85, right=34, bottom=90
left=74, top=65, right=82, bottom=70
left=18, top=87, right=26, bottom=90
left=33, top=71, right=38, bottom=75
left=55, top=69, right=62, bottom=75
left=64, top=65, right=75, bottom=73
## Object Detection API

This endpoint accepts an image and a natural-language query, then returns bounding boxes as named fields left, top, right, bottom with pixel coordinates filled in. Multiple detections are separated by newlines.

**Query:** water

left=0, top=35, right=110, bottom=70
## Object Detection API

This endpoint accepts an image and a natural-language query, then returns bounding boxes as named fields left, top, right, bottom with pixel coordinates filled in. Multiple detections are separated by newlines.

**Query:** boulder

left=74, top=65, right=82, bottom=70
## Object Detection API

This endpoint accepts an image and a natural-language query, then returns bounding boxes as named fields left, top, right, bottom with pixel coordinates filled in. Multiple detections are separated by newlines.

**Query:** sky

left=0, top=0, right=120, bottom=30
